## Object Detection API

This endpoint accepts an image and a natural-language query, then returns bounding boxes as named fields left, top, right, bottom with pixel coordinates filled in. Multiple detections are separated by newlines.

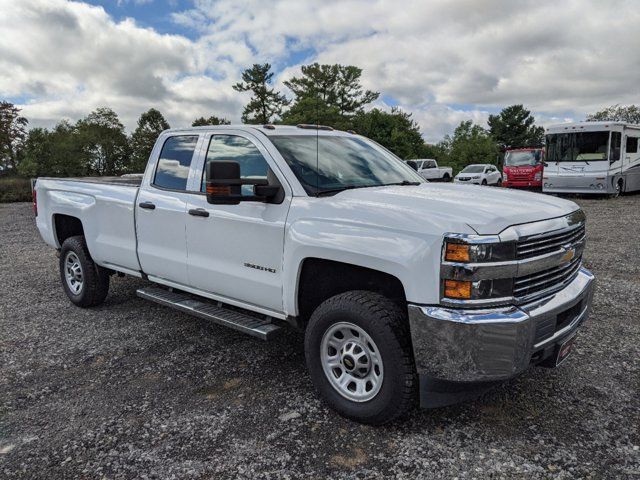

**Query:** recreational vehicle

left=543, top=121, right=640, bottom=196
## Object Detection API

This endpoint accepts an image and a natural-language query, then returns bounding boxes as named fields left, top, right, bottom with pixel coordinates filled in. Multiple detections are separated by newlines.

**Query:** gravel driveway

left=1, top=197, right=638, bottom=479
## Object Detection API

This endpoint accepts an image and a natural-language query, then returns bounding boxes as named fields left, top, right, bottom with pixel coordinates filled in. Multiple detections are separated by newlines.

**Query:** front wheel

left=59, top=236, right=110, bottom=307
left=481, top=179, right=488, bottom=186
left=304, top=291, right=416, bottom=425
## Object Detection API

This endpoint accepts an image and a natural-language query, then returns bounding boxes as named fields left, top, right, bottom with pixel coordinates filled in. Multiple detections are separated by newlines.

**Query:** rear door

left=624, top=130, right=640, bottom=190
left=136, top=134, right=201, bottom=285
left=184, top=131, right=291, bottom=312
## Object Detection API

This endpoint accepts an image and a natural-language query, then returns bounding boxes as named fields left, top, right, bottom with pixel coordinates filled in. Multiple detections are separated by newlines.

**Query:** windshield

left=270, top=135, right=423, bottom=194
left=546, top=132, right=610, bottom=162
left=460, top=165, right=485, bottom=173
left=504, top=150, right=541, bottom=166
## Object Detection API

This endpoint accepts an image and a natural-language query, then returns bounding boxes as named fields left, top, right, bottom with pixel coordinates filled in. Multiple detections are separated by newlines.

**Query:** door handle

left=139, top=201, right=156, bottom=210
left=188, top=208, right=210, bottom=218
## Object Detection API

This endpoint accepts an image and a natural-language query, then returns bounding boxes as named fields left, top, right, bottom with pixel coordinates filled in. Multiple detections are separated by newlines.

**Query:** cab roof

left=163, top=124, right=356, bottom=137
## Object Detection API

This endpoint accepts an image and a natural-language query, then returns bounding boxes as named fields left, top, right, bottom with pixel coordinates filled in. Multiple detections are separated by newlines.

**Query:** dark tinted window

left=626, top=136, right=638, bottom=153
left=201, top=135, right=269, bottom=195
left=153, top=136, right=199, bottom=190
left=610, top=132, right=621, bottom=162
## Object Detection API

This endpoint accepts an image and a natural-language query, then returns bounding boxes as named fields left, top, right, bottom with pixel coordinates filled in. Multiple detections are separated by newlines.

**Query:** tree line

left=1, top=62, right=637, bottom=181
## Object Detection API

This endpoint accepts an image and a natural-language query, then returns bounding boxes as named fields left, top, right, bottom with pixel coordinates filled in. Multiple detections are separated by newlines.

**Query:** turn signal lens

left=445, top=243, right=470, bottom=262
left=444, top=280, right=471, bottom=299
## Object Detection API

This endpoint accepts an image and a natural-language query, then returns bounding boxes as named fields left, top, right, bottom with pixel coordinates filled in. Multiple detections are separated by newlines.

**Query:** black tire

left=481, top=179, right=488, bottom=186
left=443, top=173, right=451, bottom=182
left=610, top=179, right=623, bottom=198
left=496, top=179, right=502, bottom=187
left=59, top=235, right=109, bottom=307
left=304, top=291, right=416, bottom=425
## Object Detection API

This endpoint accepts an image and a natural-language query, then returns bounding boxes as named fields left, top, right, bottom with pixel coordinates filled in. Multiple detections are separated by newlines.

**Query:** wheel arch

left=294, top=257, right=408, bottom=325
left=53, top=214, right=84, bottom=248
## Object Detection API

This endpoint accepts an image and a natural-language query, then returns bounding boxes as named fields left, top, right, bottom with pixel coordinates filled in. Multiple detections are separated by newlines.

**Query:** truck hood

left=324, top=183, right=579, bottom=235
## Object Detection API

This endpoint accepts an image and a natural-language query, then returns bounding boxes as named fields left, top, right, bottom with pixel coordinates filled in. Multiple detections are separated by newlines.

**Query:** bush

left=0, top=177, right=33, bottom=203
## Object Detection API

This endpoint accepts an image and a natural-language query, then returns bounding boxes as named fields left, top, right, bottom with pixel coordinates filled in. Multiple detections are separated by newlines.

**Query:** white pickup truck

left=35, top=125, right=595, bottom=424
left=406, top=159, right=453, bottom=181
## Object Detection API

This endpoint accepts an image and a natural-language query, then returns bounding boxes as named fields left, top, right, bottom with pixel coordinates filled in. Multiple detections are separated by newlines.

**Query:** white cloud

left=1, top=0, right=639, bottom=140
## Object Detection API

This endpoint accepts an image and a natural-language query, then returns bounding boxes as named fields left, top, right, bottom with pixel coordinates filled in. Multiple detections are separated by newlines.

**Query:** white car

left=454, top=164, right=502, bottom=186
left=406, top=159, right=452, bottom=182
left=34, top=125, right=593, bottom=424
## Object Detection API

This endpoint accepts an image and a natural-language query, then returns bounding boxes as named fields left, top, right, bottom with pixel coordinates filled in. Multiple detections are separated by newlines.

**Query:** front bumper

left=408, top=267, right=595, bottom=388
left=504, top=179, right=542, bottom=188
left=543, top=175, right=617, bottom=195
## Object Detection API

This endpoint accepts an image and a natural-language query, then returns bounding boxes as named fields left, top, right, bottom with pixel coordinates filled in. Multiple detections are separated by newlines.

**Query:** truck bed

left=38, top=175, right=143, bottom=187
left=35, top=176, right=142, bottom=275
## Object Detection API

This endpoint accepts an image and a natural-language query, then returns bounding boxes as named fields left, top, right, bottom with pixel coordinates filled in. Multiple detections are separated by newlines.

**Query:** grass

left=0, top=177, right=33, bottom=203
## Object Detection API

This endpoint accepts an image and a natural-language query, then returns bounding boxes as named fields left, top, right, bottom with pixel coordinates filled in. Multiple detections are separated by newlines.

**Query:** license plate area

left=555, top=334, right=577, bottom=366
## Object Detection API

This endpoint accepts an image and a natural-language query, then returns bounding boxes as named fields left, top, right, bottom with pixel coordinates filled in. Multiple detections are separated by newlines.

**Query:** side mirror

left=206, top=161, right=281, bottom=205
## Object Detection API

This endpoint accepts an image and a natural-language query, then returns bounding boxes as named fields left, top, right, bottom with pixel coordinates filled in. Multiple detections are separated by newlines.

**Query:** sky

left=1, top=0, right=639, bottom=143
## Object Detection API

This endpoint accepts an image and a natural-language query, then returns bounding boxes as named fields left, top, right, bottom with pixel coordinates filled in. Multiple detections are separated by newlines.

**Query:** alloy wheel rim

left=64, top=251, right=83, bottom=295
left=320, top=322, right=384, bottom=402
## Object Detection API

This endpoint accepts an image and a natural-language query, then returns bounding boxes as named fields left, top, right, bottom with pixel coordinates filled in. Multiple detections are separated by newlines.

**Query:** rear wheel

left=497, top=179, right=502, bottom=187
left=443, top=173, right=451, bottom=182
left=59, top=236, right=110, bottom=307
left=304, top=291, right=416, bottom=425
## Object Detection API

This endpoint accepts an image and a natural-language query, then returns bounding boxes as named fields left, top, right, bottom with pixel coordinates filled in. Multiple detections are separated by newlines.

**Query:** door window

left=610, top=132, right=622, bottom=163
left=153, top=135, right=199, bottom=190
left=200, top=135, right=269, bottom=195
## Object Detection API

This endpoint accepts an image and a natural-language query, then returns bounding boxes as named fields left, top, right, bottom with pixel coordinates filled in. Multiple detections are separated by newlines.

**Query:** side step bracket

left=137, top=286, right=282, bottom=341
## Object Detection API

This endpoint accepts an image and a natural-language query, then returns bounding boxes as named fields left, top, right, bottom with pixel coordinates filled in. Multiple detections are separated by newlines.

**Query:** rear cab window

left=153, top=136, right=199, bottom=190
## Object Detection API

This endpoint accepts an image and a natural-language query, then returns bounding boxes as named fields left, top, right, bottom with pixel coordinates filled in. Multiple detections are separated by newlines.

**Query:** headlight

left=503, top=172, right=508, bottom=180
left=444, top=239, right=515, bottom=263
left=534, top=172, right=542, bottom=181
left=443, top=278, right=513, bottom=300
left=472, top=175, right=480, bottom=179
left=441, top=236, right=517, bottom=304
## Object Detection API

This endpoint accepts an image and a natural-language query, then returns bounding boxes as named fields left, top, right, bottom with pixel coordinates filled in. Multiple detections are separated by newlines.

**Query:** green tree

left=443, top=120, right=499, bottom=172
left=281, top=63, right=379, bottom=129
left=0, top=101, right=28, bottom=173
left=351, top=107, right=427, bottom=159
left=233, top=63, right=289, bottom=124
left=18, top=121, right=88, bottom=177
left=192, top=115, right=231, bottom=126
left=487, top=104, right=544, bottom=148
left=76, top=107, right=130, bottom=175
left=130, top=108, right=170, bottom=172
left=587, top=104, right=640, bottom=124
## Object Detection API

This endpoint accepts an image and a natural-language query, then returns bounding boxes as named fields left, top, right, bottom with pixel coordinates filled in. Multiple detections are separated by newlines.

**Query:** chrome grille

left=516, top=224, right=585, bottom=259
left=515, top=255, right=582, bottom=299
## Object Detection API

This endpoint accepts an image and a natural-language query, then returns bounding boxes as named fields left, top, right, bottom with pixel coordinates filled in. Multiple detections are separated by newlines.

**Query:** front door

left=136, top=134, right=200, bottom=285
left=185, top=132, right=291, bottom=312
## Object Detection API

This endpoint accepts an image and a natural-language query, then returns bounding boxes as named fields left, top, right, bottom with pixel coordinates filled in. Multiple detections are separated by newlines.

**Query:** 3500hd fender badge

left=244, top=262, right=276, bottom=273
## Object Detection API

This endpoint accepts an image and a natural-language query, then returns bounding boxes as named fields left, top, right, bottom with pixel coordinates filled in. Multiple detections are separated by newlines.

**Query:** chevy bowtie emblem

left=561, top=246, right=575, bottom=263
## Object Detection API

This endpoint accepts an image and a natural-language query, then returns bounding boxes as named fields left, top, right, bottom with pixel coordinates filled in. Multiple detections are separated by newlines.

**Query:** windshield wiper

left=316, top=180, right=420, bottom=196
left=316, top=185, right=371, bottom=196
left=381, top=180, right=421, bottom=186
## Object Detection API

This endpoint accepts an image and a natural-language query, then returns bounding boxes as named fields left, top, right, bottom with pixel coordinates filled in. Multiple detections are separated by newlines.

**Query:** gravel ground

left=1, top=197, right=639, bottom=479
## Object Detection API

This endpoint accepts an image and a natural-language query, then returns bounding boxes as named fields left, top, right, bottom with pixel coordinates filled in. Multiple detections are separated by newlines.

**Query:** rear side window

left=626, top=136, right=638, bottom=154
left=153, top=135, right=199, bottom=191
